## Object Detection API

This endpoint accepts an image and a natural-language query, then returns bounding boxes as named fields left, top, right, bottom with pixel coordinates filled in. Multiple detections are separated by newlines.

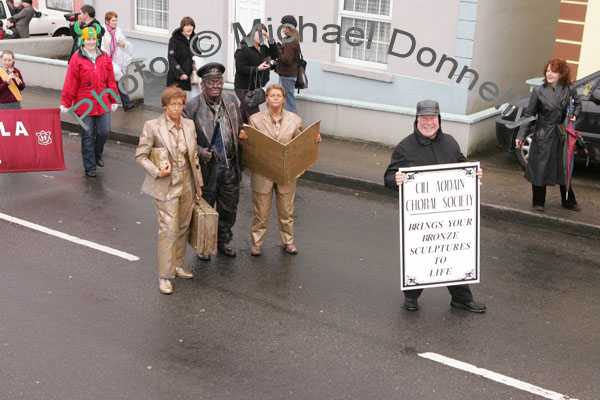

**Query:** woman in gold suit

left=241, top=84, right=320, bottom=256
left=135, top=86, right=204, bottom=294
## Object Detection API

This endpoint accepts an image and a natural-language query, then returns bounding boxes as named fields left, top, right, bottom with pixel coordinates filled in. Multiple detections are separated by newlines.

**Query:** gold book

left=188, top=197, right=219, bottom=256
left=242, top=121, right=320, bottom=186
left=149, top=148, right=169, bottom=170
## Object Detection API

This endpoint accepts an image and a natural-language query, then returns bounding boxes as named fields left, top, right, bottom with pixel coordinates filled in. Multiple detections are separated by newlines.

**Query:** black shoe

left=563, top=203, right=580, bottom=211
left=96, top=159, right=104, bottom=167
left=404, top=297, right=419, bottom=311
left=123, top=104, right=135, bottom=111
left=450, top=300, right=486, bottom=313
left=198, top=254, right=211, bottom=261
left=85, top=171, right=97, bottom=177
left=218, top=244, right=237, bottom=257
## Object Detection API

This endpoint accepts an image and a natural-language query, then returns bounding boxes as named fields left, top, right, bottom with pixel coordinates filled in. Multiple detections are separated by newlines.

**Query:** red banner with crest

left=0, top=108, right=66, bottom=173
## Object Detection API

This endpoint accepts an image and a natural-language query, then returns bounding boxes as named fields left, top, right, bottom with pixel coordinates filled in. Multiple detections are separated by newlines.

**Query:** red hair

left=105, top=11, right=118, bottom=23
left=543, top=58, right=572, bottom=87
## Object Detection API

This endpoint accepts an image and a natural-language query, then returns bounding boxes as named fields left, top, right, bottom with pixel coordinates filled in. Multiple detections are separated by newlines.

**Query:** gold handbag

left=149, top=148, right=169, bottom=170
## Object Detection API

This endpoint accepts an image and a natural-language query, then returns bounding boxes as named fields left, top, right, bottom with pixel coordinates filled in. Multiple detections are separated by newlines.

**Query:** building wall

left=241, top=0, right=471, bottom=114
left=553, top=0, right=587, bottom=77
left=578, top=0, right=600, bottom=78
left=94, top=0, right=474, bottom=114
left=467, top=0, right=560, bottom=114
left=81, top=0, right=560, bottom=150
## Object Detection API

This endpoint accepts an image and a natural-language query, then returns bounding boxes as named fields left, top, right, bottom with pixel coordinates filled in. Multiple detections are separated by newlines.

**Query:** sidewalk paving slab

left=21, top=86, right=600, bottom=239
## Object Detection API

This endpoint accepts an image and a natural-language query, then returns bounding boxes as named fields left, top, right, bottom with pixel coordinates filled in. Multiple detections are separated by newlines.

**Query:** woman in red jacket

left=61, top=27, right=120, bottom=177
left=0, top=50, right=25, bottom=110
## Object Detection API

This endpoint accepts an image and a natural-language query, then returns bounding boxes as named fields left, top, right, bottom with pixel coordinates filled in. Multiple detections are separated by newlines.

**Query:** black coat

left=166, top=28, right=199, bottom=91
left=234, top=41, right=278, bottom=90
left=517, top=84, right=581, bottom=186
left=183, top=92, right=243, bottom=190
left=384, top=118, right=466, bottom=190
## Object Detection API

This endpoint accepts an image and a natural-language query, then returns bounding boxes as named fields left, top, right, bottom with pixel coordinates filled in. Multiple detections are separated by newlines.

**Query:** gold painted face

left=201, top=77, right=224, bottom=99
left=266, top=89, right=285, bottom=110
left=164, top=98, right=184, bottom=121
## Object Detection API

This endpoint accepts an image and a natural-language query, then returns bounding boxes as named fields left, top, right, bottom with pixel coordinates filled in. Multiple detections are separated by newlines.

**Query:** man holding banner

left=384, top=100, right=486, bottom=313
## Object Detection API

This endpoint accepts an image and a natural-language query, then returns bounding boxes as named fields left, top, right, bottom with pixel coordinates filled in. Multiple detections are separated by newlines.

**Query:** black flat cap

left=197, top=62, right=225, bottom=79
left=416, top=100, right=440, bottom=116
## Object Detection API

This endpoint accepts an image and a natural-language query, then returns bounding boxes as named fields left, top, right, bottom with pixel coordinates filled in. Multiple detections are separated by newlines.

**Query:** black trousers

left=202, top=165, right=240, bottom=245
left=404, top=284, right=473, bottom=303
left=532, top=185, right=576, bottom=208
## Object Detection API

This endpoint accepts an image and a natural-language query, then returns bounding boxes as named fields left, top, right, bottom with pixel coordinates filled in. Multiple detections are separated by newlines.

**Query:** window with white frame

left=337, top=0, right=392, bottom=67
left=136, top=0, right=169, bottom=32
left=46, top=0, right=73, bottom=12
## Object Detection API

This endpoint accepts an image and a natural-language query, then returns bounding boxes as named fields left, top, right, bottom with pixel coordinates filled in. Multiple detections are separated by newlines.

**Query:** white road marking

left=418, top=352, right=577, bottom=400
left=0, top=213, right=139, bottom=261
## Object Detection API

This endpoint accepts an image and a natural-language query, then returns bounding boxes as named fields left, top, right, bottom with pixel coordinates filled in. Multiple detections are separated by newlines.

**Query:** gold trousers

left=251, top=186, right=295, bottom=247
left=154, top=178, right=195, bottom=279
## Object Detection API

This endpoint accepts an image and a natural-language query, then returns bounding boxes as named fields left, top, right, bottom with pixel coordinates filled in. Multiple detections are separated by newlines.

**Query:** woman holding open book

left=240, top=84, right=321, bottom=256
left=135, top=85, right=204, bottom=295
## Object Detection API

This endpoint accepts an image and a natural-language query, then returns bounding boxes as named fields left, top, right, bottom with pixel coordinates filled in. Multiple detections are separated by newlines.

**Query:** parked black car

left=496, top=70, right=600, bottom=168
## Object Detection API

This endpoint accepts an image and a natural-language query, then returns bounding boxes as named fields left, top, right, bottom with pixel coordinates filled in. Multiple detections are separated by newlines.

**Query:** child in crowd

left=4, top=18, right=20, bottom=39
left=0, top=50, right=26, bottom=109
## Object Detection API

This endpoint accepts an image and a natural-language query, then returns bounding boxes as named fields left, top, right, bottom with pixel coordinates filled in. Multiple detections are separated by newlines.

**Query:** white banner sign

left=399, top=162, right=480, bottom=290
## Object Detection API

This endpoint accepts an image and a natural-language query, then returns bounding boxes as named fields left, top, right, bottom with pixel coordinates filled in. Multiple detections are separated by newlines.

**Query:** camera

left=265, top=56, right=277, bottom=71
left=63, top=12, right=80, bottom=22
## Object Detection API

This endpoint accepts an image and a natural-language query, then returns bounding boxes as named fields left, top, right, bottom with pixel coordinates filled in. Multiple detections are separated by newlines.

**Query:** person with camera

left=276, top=15, right=301, bottom=114
left=68, top=5, right=104, bottom=57
left=234, top=24, right=278, bottom=123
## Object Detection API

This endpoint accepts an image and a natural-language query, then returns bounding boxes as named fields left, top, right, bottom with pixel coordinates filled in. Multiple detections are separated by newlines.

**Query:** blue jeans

left=279, top=76, right=298, bottom=114
left=79, top=113, right=111, bottom=173
left=117, top=80, right=131, bottom=107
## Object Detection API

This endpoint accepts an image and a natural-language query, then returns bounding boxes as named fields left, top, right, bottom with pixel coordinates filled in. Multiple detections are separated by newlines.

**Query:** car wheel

left=53, top=29, right=70, bottom=37
left=515, top=132, right=533, bottom=169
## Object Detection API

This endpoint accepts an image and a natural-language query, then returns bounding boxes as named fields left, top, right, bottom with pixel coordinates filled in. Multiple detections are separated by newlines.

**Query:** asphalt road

left=0, top=135, right=598, bottom=400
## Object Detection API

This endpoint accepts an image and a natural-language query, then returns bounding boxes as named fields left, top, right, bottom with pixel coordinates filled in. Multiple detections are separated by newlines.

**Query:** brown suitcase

left=188, top=198, right=218, bottom=256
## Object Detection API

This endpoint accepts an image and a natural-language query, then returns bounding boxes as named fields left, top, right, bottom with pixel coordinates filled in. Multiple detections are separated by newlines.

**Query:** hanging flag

left=0, top=108, right=66, bottom=173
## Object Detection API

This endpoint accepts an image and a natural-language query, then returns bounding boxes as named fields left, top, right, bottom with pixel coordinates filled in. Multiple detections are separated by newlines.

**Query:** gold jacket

left=135, top=113, right=203, bottom=201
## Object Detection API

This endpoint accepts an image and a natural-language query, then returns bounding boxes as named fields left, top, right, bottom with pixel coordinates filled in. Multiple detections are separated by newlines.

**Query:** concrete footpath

left=22, top=86, right=600, bottom=239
